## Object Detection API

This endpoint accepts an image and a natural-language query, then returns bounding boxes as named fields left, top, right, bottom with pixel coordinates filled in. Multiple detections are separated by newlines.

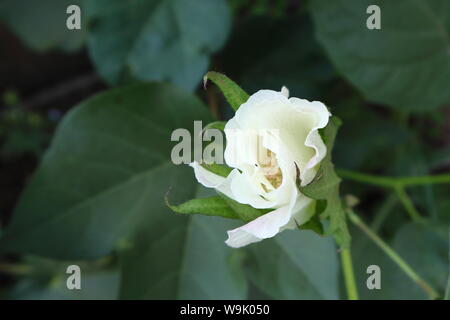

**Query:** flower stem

left=340, top=248, right=359, bottom=300
left=337, top=169, right=450, bottom=188
left=347, top=209, right=440, bottom=299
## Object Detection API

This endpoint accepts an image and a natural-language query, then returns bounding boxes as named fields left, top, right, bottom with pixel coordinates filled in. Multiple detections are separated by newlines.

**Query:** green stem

left=337, top=169, right=450, bottom=188
left=394, top=186, right=424, bottom=223
left=445, top=228, right=450, bottom=300
left=347, top=209, right=440, bottom=300
left=340, top=248, right=359, bottom=300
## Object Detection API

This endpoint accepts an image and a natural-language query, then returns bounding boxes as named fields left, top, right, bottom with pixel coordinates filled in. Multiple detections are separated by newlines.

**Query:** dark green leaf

left=119, top=214, right=247, bottom=299
left=246, top=229, right=339, bottom=299
left=0, top=82, right=212, bottom=259
left=0, top=0, right=86, bottom=52
left=310, top=0, right=450, bottom=111
left=85, top=0, right=230, bottom=90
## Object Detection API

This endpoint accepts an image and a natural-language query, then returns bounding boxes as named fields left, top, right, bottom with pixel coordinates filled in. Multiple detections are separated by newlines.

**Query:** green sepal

left=204, top=71, right=249, bottom=111
left=299, top=116, right=350, bottom=248
left=204, top=121, right=226, bottom=132
left=166, top=194, right=240, bottom=220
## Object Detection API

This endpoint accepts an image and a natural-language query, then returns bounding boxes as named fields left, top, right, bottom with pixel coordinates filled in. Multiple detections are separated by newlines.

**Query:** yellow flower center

left=259, top=149, right=283, bottom=191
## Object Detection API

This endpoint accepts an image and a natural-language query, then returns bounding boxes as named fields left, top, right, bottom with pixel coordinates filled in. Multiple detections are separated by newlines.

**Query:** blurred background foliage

left=0, top=0, right=449, bottom=299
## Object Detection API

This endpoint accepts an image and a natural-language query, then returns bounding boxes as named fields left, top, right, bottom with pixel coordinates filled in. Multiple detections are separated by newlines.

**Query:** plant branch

left=340, top=248, right=359, bottom=300
left=347, top=209, right=440, bottom=300
left=394, top=186, right=425, bottom=223
left=337, top=169, right=450, bottom=188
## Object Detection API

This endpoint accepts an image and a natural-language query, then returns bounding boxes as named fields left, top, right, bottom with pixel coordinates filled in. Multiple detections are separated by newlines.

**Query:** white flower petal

left=283, top=195, right=316, bottom=230
left=225, top=186, right=298, bottom=248
left=287, top=98, right=330, bottom=186
left=189, top=162, right=237, bottom=199
left=281, top=86, right=289, bottom=98
left=229, top=171, right=274, bottom=209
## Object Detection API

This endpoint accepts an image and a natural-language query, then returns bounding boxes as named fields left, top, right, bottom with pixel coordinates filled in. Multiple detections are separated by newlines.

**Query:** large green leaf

left=310, top=0, right=450, bottom=111
left=119, top=213, right=247, bottom=299
left=85, top=0, right=231, bottom=90
left=0, top=0, right=86, bottom=52
left=0, top=82, right=212, bottom=259
left=246, top=229, right=339, bottom=299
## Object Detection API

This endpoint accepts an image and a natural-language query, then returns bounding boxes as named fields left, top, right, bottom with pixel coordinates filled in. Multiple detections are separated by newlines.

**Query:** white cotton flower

left=190, top=87, right=330, bottom=248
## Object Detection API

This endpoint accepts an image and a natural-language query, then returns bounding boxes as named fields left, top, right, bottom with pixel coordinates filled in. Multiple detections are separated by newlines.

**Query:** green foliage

left=246, top=229, right=339, bottom=299
left=300, top=117, right=351, bottom=247
left=230, top=0, right=288, bottom=17
left=333, top=101, right=411, bottom=171
left=119, top=214, right=247, bottom=299
left=85, top=0, right=231, bottom=90
left=0, top=0, right=85, bottom=52
left=310, top=0, right=450, bottom=111
left=0, top=83, right=212, bottom=259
